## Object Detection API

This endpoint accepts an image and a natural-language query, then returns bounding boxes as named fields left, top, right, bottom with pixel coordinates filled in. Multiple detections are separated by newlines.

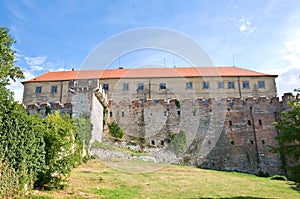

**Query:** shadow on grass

left=193, top=197, right=275, bottom=199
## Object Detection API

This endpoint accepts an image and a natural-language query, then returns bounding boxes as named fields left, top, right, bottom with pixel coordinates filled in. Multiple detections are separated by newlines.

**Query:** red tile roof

left=23, top=66, right=277, bottom=83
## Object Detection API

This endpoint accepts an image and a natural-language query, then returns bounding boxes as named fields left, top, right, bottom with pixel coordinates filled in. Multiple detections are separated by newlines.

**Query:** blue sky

left=1, top=0, right=300, bottom=102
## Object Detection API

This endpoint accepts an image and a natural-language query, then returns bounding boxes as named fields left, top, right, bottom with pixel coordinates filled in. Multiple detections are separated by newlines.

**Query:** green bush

left=288, top=165, right=300, bottom=185
left=169, top=130, right=187, bottom=155
left=108, top=122, right=124, bottom=139
left=74, top=112, right=93, bottom=151
left=36, top=112, right=82, bottom=190
left=0, top=103, right=45, bottom=196
left=175, top=99, right=181, bottom=109
left=270, top=175, right=287, bottom=181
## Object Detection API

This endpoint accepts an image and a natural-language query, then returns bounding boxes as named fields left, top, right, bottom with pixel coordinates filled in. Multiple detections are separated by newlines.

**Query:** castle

left=22, top=66, right=290, bottom=175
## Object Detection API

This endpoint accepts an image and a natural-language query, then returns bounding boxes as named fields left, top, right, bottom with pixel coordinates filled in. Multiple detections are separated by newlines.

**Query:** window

left=74, top=80, right=79, bottom=86
left=51, top=86, right=57, bottom=93
left=160, top=83, right=166, bottom=90
left=88, top=79, right=93, bottom=86
left=248, top=120, right=251, bottom=126
left=103, top=83, right=109, bottom=90
left=242, top=81, right=249, bottom=89
left=258, top=81, right=265, bottom=88
left=228, top=81, right=235, bottom=89
left=203, top=82, right=209, bottom=89
left=35, top=87, right=42, bottom=93
left=229, top=120, right=232, bottom=126
left=186, top=82, right=193, bottom=89
left=218, top=82, right=224, bottom=89
left=137, top=83, right=144, bottom=90
left=121, top=111, right=125, bottom=117
left=109, top=111, right=113, bottom=117
left=259, top=119, right=262, bottom=125
left=123, top=83, right=129, bottom=90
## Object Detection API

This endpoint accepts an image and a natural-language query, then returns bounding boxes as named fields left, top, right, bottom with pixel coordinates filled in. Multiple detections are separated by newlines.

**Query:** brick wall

left=107, top=94, right=295, bottom=175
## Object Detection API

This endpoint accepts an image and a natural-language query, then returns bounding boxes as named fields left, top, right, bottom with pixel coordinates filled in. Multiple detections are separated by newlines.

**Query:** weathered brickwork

left=107, top=93, right=296, bottom=175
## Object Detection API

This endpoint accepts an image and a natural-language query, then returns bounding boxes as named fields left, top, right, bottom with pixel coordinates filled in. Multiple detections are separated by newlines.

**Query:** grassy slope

left=30, top=159, right=299, bottom=199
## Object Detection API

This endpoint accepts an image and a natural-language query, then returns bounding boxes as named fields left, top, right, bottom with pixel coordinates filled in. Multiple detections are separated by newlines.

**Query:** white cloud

left=275, top=29, right=300, bottom=97
left=239, top=18, right=256, bottom=33
left=24, top=56, right=47, bottom=71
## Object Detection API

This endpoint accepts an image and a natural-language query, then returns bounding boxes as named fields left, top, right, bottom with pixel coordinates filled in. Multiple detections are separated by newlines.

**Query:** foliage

left=0, top=27, right=85, bottom=196
left=74, top=112, right=93, bottom=148
left=108, top=122, right=124, bottom=139
left=0, top=27, right=45, bottom=197
left=169, top=130, right=187, bottom=155
left=175, top=99, right=181, bottom=109
left=271, top=175, right=287, bottom=181
left=37, top=112, right=82, bottom=190
left=0, top=27, right=24, bottom=88
left=273, top=96, right=300, bottom=184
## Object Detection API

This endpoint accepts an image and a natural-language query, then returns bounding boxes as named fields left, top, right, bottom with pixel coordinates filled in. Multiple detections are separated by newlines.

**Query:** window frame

left=51, top=86, right=58, bottom=93
left=35, top=86, right=42, bottom=94
left=137, top=83, right=144, bottom=91
left=123, top=83, right=129, bottom=91
left=159, top=82, right=167, bottom=90
left=258, top=81, right=265, bottom=88
left=218, top=81, right=224, bottom=89
left=186, top=82, right=193, bottom=89
left=242, top=81, right=250, bottom=89
left=103, top=83, right=109, bottom=91
left=203, top=81, right=209, bottom=89
left=228, top=81, right=235, bottom=89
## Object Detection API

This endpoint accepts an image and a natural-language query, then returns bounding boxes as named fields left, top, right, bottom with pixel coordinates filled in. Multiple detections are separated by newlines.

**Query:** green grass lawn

left=29, top=159, right=299, bottom=199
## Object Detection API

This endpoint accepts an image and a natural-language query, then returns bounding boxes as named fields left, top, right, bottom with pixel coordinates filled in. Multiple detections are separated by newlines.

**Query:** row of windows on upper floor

left=34, top=81, right=266, bottom=94
left=35, top=86, right=58, bottom=94
left=101, top=81, right=266, bottom=91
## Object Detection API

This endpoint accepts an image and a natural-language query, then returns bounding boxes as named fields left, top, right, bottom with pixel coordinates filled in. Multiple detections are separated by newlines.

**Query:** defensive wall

left=26, top=90, right=297, bottom=175
left=106, top=93, right=296, bottom=175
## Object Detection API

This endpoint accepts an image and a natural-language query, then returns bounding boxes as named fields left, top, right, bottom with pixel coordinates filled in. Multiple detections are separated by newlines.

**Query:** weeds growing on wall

left=169, top=130, right=187, bottom=155
left=108, top=122, right=124, bottom=139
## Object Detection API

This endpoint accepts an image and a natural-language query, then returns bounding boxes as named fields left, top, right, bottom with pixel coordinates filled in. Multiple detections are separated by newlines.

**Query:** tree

left=274, top=94, right=300, bottom=184
left=0, top=26, right=46, bottom=197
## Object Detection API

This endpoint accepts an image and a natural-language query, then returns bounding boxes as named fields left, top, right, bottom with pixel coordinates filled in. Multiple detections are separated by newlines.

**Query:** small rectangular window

left=121, top=111, right=125, bottom=117
left=137, top=83, right=144, bottom=90
left=88, top=79, right=93, bottom=86
left=259, top=119, right=262, bottom=125
left=160, top=83, right=166, bottom=90
left=258, top=81, right=265, bottom=88
left=242, top=81, right=249, bottom=89
left=109, top=111, right=113, bottom=117
left=74, top=80, right=79, bottom=86
left=203, top=82, right=209, bottom=89
left=103, top=83, right=109, bottom=90
left=228, top=81, right=235, bottom=89
left=123, top=83, right=129, bottom=90
left=186, top=82, right=193, bottom=89
left=35, top=87, right=42, bottom=93
left=218, top=82, right=224, bottom=88
left=229, top=120, right=232, bottom=126
left=51, top=86, right=57, bottom=93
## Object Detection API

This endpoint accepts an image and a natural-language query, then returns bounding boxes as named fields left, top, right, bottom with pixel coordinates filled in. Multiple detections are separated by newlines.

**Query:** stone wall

left=107, top=93, right=295, bottom=175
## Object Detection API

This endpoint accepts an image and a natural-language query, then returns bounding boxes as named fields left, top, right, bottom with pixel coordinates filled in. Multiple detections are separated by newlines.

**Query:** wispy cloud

left=239, top=18, right=256, bottom=33
left=274, top=29, right=300, bottom=96
left=24, top=55, right=47, bottom=71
